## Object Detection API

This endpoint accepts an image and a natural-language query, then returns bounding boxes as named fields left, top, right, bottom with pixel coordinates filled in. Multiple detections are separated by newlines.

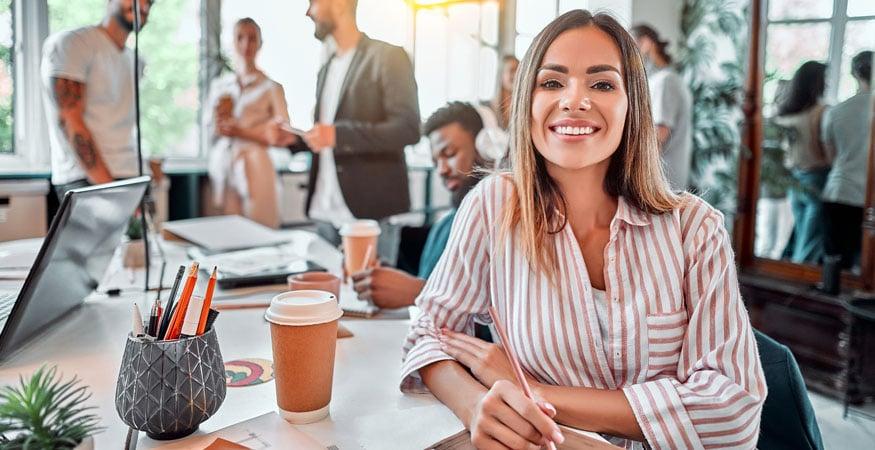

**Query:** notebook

left=149, top=412, right=325, bottom=449
left=430, top=426, right=621, bottom=449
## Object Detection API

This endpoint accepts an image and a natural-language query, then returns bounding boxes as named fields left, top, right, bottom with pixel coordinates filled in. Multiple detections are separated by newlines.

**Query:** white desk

left=0, top=231, right=464, bottom=449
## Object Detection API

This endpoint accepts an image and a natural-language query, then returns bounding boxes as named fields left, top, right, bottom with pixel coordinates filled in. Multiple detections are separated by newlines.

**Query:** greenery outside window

left=0, top=0, right=13, bottom=154
left=47, top=0, right=201, bottom=158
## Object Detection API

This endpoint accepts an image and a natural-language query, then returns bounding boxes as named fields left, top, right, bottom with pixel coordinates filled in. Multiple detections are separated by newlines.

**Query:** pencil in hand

left=488, top=306, right=561, bottom=450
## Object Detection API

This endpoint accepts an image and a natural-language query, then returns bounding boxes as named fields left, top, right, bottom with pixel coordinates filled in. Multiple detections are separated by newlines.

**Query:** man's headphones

left=472, top=105, right=509, bottom=164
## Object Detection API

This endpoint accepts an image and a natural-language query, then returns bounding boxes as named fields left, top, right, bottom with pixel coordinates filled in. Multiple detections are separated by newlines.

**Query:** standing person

left=775, top=61, right=830, bottom=264
left=280, top=0, right=421, bottom=247
left=351, top=102, right=489, bottom=309
left=401, top=10, right=765, bottom=449
left=205, top=18, right=290, bottom=229
left=821, top=51, right=873, bottom=269
left=41, top=0, right=152, bottom=199
left=489, top=55, right=519, bottom=130
left=631, top=24, right=692, bottom=191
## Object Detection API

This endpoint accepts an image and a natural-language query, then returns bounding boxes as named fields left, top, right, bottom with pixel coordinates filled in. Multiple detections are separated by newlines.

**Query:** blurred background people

left=821, top=51, right=872, bottom=269
left=41, top=0, right=152, bottom=199
left=631, top=23, right=692, bottom=191
left=488, top=55, right=519, bottom=130
left=205, top=17, right=289, bottom=229
left=774, top=61, right=829, bottom=264
left=282, top=0, right=421, bottom=252
left=351, top=101, right=489, bottom=309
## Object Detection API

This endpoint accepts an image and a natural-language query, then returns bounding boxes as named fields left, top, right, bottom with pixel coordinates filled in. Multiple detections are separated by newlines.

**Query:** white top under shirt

left=41, top=26, right=142, bottom=185
left=308, top=49, right=357, bottom=227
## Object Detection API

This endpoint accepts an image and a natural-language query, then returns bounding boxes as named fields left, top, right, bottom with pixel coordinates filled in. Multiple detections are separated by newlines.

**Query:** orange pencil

left=165, top=262, right=199, bottom=340
left=196, top=266, right=217, bottom=335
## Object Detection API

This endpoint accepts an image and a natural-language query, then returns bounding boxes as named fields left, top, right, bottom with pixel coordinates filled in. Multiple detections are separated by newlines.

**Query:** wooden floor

left=810, top=391, right=875, bottom=448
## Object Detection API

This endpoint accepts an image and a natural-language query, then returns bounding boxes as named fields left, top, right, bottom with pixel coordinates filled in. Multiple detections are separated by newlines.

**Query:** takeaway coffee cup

left=288, top=272, right=341, bottom=299
left=339, top=220, right=381, bottom=276
left=265, top=290, right=343, bottom=424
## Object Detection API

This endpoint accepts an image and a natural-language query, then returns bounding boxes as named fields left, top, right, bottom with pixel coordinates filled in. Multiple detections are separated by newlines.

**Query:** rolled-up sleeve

left=623, top=209, right=767, bottom=449
left=400, top=182, right=492, bottom=393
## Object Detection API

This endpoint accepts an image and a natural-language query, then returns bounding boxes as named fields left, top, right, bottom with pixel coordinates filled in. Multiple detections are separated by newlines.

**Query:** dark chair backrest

left=755, top=329, right=824, bottom=450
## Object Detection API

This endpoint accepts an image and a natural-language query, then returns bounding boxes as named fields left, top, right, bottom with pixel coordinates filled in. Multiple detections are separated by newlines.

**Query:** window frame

left=765, top=0, right=875, bottom=102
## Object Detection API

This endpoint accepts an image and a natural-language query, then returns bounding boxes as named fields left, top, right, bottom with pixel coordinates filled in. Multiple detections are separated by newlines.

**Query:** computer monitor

left=0, top=176, right=150, bottom=361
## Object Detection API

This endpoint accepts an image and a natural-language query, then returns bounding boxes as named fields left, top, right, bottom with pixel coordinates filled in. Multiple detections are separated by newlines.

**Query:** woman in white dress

left=206, top=17, right=289, bottom=228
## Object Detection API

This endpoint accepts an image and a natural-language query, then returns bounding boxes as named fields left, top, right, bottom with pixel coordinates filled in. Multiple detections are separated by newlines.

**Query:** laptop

left=0, top=177, right=150, bottom=362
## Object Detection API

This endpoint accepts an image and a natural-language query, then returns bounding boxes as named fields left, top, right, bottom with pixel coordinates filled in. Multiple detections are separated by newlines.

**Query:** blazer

left=291, top=34, right=421, bottom=220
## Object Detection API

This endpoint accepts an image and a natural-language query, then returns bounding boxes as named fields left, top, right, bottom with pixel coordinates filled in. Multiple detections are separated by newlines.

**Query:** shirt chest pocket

left=645, top=309, right=687, bottom=378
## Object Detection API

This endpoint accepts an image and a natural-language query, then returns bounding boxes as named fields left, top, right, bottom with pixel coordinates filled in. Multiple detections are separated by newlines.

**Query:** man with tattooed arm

left=40, top=0, right=152, bottom=199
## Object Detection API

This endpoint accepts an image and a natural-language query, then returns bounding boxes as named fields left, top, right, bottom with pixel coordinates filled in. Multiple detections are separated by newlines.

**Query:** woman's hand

left=439, top=329, right=538, bottom=389
left=217, top=118, right=241, bottom=138
left=469, top=380, right=564, bottom=450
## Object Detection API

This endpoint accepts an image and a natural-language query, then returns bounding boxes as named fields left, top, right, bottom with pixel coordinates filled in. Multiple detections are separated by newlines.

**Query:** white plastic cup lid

left=265, top=290, right=343, bottom=326
left=339, top=219, right=381, bottom=238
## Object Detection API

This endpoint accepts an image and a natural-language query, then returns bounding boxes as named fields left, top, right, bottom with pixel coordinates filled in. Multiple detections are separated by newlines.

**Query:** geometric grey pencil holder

left=114, top=328, right=226, bottom=440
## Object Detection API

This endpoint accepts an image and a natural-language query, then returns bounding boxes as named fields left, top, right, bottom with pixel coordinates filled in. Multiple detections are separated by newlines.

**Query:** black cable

left=133, top=0, right=151, bottom=292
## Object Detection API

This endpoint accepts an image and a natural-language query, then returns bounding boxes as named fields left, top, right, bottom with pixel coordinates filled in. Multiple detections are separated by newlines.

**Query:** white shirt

left=41, top=26, right=142, bottom=185
left=649, top=67, right=692, bottom=191
left=308, top=49, right=357, bottom=227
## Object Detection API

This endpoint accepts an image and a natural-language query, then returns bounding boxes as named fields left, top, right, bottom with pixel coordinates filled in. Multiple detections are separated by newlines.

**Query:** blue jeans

left=787, top=168, right=829, bottom=264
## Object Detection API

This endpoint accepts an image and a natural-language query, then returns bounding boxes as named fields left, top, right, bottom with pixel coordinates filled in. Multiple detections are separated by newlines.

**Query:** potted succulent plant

left=0, top=365, right=102, bottom=449
left=122, top=213, right=147, bottom=268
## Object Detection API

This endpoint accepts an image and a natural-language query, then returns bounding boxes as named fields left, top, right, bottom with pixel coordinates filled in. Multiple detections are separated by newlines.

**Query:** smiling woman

left=401, top=9, right=766, bottom=450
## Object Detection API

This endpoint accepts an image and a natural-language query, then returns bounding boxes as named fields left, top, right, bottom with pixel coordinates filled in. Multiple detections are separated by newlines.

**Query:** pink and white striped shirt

left=400, top=175, right=767, bottom=449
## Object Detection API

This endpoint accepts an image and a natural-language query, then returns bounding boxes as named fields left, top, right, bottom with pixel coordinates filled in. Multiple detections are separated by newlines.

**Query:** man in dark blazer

left=281, top=0, right=420, bottom=245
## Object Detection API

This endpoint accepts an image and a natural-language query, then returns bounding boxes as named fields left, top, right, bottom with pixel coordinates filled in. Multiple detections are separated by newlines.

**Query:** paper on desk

left=163, top=216, right=288, bottom=252
left=352, top=404, right=466, bottom=450
left=149, top=412, right=325, bottom=449
left=338, top=281, right=379, bottom=318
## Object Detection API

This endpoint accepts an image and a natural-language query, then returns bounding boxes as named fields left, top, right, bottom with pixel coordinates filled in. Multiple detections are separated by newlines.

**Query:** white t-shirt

left=308, top=49, right=357, bottom=228
left=41, top=26, right=141, bottom=185
left=649, top=67, right=692, bottom=191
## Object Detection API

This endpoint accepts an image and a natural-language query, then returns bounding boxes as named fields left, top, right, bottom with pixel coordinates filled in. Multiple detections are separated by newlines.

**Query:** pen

left=165, top=262, right=199, bottom=340
left=204, top=308, right=220, bottom=332
left=158, top=265, right=186, bottom=340
left=147, top=298, right=160, bottom=337
left=131, top=303, right=145, bottom=337
left=487, top=306, right=561, bottom=450
left=197, top=267, right=217, bottom=335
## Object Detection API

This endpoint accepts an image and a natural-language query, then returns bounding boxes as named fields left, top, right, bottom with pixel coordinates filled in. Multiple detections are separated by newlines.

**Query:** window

left=47, top=0, right=201, bottom=158
left=513, top=0, right=631, bottom=58
left=0, top=0, right=12, bottom=154
left=415, top=1, right=499, bottom=120
left=765, top=0, right=875, bottom=104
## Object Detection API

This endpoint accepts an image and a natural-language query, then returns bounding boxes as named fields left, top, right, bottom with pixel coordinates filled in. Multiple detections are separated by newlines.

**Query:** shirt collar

left=614, top=196, right=651, bottom=227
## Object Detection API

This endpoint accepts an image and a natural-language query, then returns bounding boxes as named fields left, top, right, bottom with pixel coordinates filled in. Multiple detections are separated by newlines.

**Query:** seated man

left=351, top=102, right=489, bottom=308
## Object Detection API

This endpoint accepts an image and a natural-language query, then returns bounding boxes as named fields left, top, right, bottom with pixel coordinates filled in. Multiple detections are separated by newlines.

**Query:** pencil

left=158, top=265, right=186, bottom=339
left=196, top=266, right=217, bottom=335
left=488, top=306, right=559, bottom=450
left=165, top=262, right=199, bottom=340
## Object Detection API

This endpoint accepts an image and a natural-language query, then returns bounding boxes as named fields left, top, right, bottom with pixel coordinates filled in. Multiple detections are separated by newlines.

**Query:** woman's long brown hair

left=501, top=10, right=681, bottom=276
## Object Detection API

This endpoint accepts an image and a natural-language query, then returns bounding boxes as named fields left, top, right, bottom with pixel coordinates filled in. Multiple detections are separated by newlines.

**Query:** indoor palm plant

left=678, top=0, right=750, bottom=227
left=0, top=365, right=102, bottom=449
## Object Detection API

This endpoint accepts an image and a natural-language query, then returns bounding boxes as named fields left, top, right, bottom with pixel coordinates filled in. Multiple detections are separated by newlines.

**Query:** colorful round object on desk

left=225, top=358, right=274, bottom=387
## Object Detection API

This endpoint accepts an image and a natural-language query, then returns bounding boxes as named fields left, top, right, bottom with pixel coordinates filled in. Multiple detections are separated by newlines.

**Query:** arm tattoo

left=72, top=132, right=98, bottom=169
left=53, top=78, right=84, bottom=110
